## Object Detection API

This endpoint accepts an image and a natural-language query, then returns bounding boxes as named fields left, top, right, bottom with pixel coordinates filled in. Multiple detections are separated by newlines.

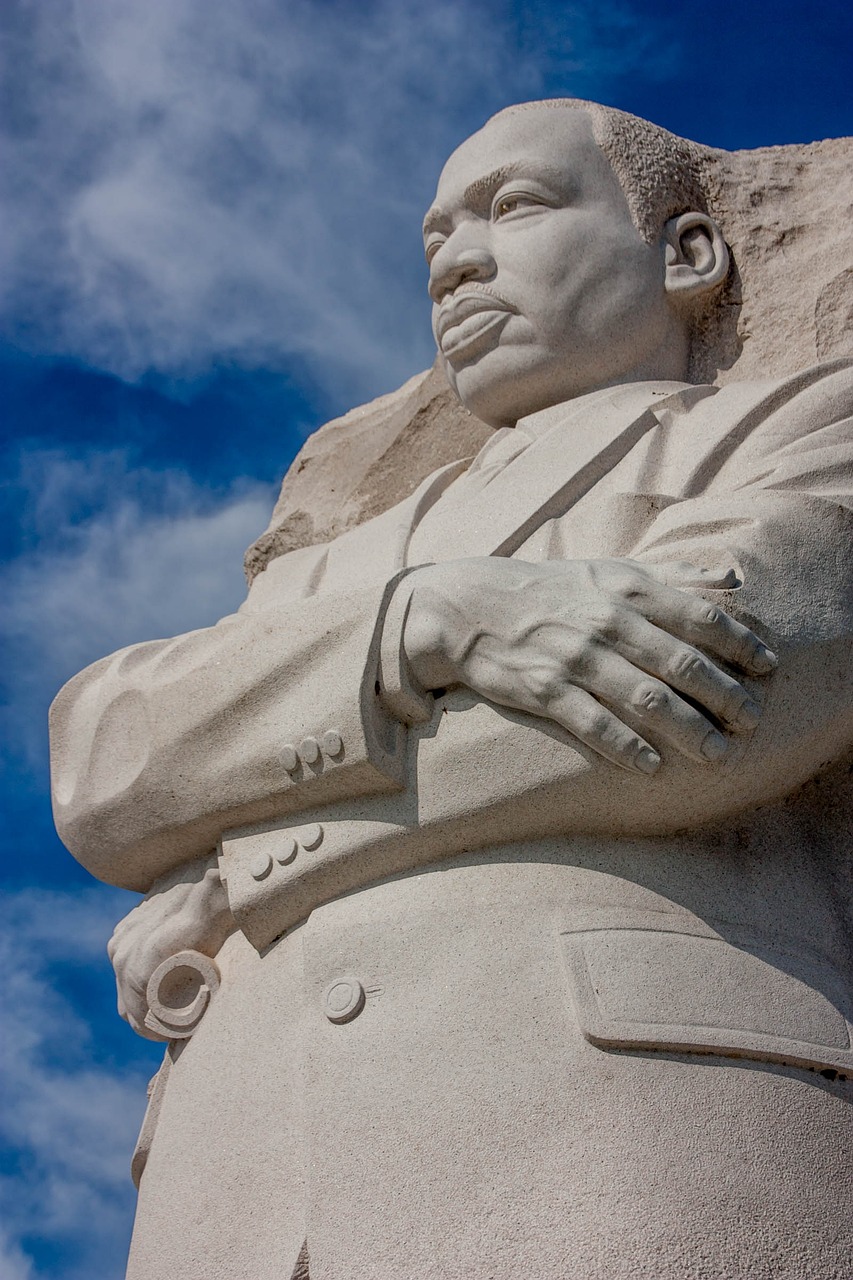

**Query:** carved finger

left=548, top=686, right=661, bottom=775
left=593, top=655, right=730, bottom=763
left=633, top=561, right=740, bottom=591
left=638, top=583, right=777, bottom=675
left=618, top=620, right=762, bottom=732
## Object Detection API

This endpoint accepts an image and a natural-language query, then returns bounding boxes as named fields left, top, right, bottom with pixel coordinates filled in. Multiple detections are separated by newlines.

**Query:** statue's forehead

left=434, top=106, right=602, bottom=206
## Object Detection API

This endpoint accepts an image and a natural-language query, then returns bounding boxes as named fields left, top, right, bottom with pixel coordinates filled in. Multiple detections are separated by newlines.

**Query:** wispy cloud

left=1, top=0, right=677, bottom=404
left=0, top=454, right=269, bottom=1278
left=1, top=447, right=274, bottom=767
left=0, top=887, right=153, bottom=1280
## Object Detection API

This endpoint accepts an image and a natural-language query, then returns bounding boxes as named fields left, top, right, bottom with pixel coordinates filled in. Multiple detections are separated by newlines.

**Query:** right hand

left=108, top=855, right=235, bottom=1040
left=402, top=557, right=776, bottom=775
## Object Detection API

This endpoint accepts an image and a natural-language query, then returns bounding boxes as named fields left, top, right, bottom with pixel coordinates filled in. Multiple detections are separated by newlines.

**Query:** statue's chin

left=442, top=346, right=531, bottom=429
left=445, top=349, right=570, bottom=430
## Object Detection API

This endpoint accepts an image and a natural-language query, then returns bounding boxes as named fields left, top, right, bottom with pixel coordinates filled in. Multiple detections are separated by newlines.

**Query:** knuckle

left=631, top=681, right=669, bottom=715
left=566, top=645, right=596, bottom=681
left=587, top=605, right=623, bottom=647
left=615, top=733, right=647, bottom=761
left=668, top=649, right=705, bottom=682
left=733, top=630, right=760, bottom=666
left=524, top=667, right=565, bottom=707
left=573, top=704, right=613, bottom=742
left=551, top=630, right=595, bottom=678
left=721, top=687, right=748, bottom=721
left=611, top=568, right=645, bottom=601
left=699, top=604, right=723, bottom=628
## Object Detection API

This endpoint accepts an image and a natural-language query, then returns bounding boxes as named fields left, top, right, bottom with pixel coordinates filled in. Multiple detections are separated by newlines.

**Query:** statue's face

left=424, top=106, right=672, bottom=427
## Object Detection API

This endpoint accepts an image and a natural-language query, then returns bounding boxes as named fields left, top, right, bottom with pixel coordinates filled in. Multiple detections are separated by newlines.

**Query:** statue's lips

left=436, top=292, right=516, bottom=358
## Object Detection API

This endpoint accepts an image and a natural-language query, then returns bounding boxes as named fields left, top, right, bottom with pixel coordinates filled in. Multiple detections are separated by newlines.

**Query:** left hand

left=108, top=854, right=235, bottom=1040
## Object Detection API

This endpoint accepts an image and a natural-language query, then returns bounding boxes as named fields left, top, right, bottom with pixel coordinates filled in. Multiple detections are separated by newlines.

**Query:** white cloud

left=1, top=447, right=275, bottom=766
left=1, top=0, right=677, bottom=404
left=0, top=887, right=152, bottom=1280
left=0, top=1229, right=34, bottom=1280
left=0, top=446, right=253, bottom=1273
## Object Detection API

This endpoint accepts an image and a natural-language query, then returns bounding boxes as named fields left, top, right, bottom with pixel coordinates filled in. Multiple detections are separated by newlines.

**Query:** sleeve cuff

left=377, top=569, right=435, bottom=725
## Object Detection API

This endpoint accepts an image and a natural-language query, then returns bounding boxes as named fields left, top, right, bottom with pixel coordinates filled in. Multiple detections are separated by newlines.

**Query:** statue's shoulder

left=702, top=359, right=853, bottom=450
left=713, top=358, right=853, bottom=415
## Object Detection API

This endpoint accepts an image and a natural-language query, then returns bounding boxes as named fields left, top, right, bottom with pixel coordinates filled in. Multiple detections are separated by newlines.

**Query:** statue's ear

left=663, top=212, right=729, bottom=301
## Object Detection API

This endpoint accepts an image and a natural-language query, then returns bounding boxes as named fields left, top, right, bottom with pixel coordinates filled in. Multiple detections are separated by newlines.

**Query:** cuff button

left=276, top=836, right=298, bottom=866
left=250, top=851, right=273, bottom=880
left=299, top=737, right=321, bottom=765
left=301, top=823, right=324, bottom=851
left=282, top=744, right=299, bottom=772
left=322, top=729, right=343, bottom=756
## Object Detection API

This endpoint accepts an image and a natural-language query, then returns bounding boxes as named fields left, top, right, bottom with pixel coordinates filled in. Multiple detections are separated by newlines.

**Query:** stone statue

left=50, top=100, right=852, bottom=1279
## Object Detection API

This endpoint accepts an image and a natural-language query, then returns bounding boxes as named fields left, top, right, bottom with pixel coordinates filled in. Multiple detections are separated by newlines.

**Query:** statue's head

left=425, top=100, right=731, bottom=427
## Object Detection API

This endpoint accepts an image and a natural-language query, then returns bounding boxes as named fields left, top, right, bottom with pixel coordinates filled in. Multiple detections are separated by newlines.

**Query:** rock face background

left=245, top=135, right=852, bottom=583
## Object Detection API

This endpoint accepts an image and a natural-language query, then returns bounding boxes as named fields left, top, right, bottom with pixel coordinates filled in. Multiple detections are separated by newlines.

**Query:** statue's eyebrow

left=423, top=161, right=568, bottom=239
left=461, top=163, right=522, bottom=209
left=422, top=206, right=448, bottom=239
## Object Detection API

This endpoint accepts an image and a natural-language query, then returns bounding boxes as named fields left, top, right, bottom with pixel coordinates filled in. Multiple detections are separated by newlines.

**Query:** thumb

left=637, top=560, right=741, bottom=591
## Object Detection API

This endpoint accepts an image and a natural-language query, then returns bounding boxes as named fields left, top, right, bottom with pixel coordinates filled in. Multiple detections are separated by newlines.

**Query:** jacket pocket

left=559, top=905, right=853, bottom=1076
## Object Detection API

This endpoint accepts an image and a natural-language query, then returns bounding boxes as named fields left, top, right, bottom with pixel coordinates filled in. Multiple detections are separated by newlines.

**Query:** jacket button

left=250, top=851, right=273, bottom=880
left=276, top=836, right=298, bottom=865
left=301, top=823, right=324, bottom=850
left=299, top=737, right=321, bottom=765
left=322, top=729, right=343, bottom=756
left=323, top=977, right=365, bottom=1024
left=282, top=744, right=299, bottom=772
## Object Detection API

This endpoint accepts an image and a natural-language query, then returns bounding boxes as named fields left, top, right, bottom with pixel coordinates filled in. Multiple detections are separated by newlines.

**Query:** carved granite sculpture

left=50, top=100, right=852, bottom=1279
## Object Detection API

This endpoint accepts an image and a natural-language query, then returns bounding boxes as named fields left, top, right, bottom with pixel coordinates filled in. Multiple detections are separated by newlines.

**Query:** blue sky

left=1, top=0, right=851, bottom=1275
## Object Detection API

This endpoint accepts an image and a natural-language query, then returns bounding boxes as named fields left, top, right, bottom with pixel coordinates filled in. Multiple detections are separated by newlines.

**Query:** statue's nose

left=429, top=245, right=495, bottom=303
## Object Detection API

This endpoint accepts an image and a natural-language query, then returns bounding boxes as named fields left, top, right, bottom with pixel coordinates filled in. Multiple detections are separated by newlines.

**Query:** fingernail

left=752, top=646, right=777, bottom=673
left=734, top=697, right=761, bottom=730
left=701, top=729, right=728, bottom=761
left=635, top=747, right=661, bottom=775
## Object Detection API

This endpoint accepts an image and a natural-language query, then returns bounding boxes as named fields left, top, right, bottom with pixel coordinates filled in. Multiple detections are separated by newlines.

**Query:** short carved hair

left=490, top=99, right=717, bottom=245
left=489, top=100, right=737, bottom=382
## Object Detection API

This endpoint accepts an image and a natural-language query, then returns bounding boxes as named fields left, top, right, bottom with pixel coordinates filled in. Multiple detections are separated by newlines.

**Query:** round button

left=322, top=729, right=343, bottom=756
left=276, top=836, right=298, bottom=865
left=249, top=851, right=273, bottom=880
left=300, top=823, right=324, bottom=851
left=323, top=976, right=366, bottom=1024
left=299, top=736, right=321, bottom=765
left=282, top=744, right=299, bottom=772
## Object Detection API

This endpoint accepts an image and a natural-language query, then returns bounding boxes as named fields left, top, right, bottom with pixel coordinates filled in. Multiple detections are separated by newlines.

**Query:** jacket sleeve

left=620, top=363, right=853, bottom=825
left=406, top=364, right=853, bottom=841
left=49, top=539, right=409, bottom=891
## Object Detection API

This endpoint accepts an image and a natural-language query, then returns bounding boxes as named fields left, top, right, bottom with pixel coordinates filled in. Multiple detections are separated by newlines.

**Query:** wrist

left=403, top=566, right=459, bottom=691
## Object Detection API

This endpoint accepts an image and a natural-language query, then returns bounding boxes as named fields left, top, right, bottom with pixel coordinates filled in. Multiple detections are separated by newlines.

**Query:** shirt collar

left=517, top=379, right=693, bottom=442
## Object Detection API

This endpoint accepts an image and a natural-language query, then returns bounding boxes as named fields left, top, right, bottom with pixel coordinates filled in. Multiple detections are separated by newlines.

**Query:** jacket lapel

left=321, top=458, right=471, bottom=591
left=408, top=382, right=712, bottom=564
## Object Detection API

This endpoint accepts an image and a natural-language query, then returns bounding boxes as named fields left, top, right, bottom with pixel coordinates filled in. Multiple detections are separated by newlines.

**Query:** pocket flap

left=560, top=906, right=853, bottom=1076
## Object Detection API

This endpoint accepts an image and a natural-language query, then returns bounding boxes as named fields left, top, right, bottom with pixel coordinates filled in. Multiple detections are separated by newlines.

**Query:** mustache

left=434, top=285, right=518, bottom=341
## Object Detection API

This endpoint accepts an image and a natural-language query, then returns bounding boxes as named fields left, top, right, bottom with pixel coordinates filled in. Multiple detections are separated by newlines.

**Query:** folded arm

left=392, top=368, right=853, bottom=831
left=50, top=545, right=409, bottom=892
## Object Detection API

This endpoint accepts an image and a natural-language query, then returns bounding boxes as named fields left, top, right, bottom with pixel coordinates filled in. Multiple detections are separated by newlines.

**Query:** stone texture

left=49, top=100, right=853, bottom=1279
left=713, top=139, right=853, bottom=378
left=244, top=361, right=490, bottom=583
left=247, top=135, right=852, bottom=580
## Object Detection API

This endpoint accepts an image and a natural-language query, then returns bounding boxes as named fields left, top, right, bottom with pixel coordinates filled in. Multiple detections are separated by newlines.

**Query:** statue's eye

left=493, top=193, right=540, bottom=219
left=425, top=238, right=445, bottom=265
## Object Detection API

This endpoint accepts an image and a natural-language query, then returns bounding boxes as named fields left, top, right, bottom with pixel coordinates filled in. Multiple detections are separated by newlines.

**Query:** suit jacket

left=54, top=364, right=853, bottom=1280
left=51, top=363, right=853, bottom=894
